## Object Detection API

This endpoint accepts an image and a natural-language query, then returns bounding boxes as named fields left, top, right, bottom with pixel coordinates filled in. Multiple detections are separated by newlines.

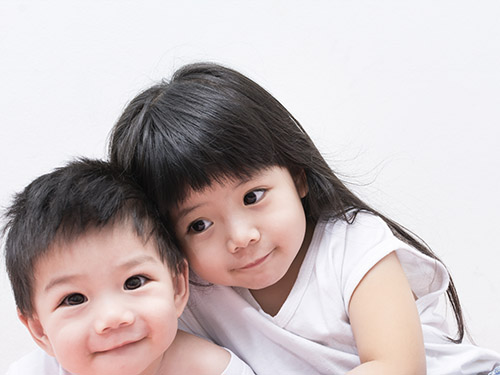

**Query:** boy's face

left=171, top=166, right=309, bottom=291
left=21, top=222, right=188, bottom=375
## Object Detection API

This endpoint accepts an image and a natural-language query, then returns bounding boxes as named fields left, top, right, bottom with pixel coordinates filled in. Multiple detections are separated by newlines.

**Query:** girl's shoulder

left=314, top=209, right=448, bottom=306
left=311, top=210, right=402, bottom=290
left=318, top=209, right=443, bottom=273
left=317, top=209, right=393, bottom=246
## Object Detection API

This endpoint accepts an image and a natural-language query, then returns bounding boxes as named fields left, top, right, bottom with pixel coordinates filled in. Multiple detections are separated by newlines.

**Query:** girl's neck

left=250, top=222, right=315, bottom=316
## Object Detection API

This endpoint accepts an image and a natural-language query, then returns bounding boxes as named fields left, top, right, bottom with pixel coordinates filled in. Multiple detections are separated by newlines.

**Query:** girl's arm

left=347, top=251, right=426, bottom=375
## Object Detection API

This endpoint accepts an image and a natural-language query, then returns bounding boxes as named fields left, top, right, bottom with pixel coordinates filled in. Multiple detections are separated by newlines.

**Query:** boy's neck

left=135, top=351, right=166, bottom=375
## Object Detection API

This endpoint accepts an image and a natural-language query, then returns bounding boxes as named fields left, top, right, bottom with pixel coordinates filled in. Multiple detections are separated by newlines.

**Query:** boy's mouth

left=95, top=337, right=143, bottom=354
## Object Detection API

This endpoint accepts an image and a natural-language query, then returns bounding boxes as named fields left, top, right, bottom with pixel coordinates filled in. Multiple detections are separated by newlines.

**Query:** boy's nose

left=94, top=304, right=135, bottom=334
left=226, top=218, right=261, bottom=253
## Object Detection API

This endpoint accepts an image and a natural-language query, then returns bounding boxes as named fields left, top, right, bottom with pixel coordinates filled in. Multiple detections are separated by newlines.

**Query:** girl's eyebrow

left=174, top=202, right=205, bottom=221
left=174, top=171, right=270, bottom=221
left=174, top=175, right=267, bottom=220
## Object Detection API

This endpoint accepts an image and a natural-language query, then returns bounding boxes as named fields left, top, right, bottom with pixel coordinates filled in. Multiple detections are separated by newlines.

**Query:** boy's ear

left=18, top=310, right=55, bottom=357
left=173, top=259, right=190, bottom=318
left=294, top=169, right=309, bottom=199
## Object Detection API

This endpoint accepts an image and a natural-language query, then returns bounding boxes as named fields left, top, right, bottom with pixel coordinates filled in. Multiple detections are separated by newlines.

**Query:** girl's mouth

left=239, top=252, right=272, bottom=270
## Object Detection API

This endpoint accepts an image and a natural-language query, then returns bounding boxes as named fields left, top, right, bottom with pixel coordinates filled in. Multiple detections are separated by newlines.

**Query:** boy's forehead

left=54, top=217, right=151, bottom=243
left=35, top=222, right=167, bottom=282
left=43, top=220, right=160, bottom=264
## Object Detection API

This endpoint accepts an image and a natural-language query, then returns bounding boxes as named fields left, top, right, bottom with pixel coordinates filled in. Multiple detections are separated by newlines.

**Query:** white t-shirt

left=6, top=349, right=70, bottom=375
left=179, top=212, right=500, bottom=375
left=6, top=346, right=254, bottom=375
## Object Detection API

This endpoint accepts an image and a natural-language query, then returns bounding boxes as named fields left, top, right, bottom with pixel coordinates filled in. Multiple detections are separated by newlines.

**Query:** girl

left=109, top=62, right=500, bottom=374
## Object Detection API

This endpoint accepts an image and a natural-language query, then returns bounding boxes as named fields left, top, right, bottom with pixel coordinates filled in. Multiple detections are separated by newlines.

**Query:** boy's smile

left=171, top=166, right=311, bottom=308
left=23, top=222, right=187, bottom=375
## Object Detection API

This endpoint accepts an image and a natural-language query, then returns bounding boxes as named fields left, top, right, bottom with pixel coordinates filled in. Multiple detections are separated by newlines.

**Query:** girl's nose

left=226, top=218, right=261, bottom=253
left=94, top=303, right=135, bottom=334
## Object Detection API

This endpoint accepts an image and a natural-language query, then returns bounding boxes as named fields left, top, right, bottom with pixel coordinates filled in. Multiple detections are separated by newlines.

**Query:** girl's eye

left=189, top=219, right=213, bottom=233
left=244, top=189, right=265, bottom=205
left=124, top=275, right=148, bottom=290
left=61, top=293, right=87, bottom=306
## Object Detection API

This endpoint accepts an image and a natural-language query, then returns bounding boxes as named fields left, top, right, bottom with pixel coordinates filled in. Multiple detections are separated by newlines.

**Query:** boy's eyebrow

left=44, top=274, right=84, bottom=293
left=44, top=254, right=159, bottom=292
left=115, top=254, right=159, bottom=270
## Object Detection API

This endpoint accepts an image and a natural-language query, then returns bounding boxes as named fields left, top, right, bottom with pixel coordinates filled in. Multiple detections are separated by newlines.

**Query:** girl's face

left=171, top=166, right=309, bottom=291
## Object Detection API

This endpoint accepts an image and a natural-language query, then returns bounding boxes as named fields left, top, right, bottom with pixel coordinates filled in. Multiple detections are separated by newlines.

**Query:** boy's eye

left=124, top=275, right=148, bottom=290
left=189, top=219, right=213, bottom=233
left=61, top=293, right=87, bottom=306
left=244, top=189, right=265, bottom=205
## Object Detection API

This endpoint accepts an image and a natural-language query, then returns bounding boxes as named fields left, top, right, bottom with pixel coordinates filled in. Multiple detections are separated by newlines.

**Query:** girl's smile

left=237, top=251, right=273, bottom=270
left=171, top=166, right=311, bottom=299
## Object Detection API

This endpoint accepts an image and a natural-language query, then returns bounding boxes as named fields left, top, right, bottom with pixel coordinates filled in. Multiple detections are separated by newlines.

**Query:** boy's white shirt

left=179, top=212, right=500, bottom=375
left=6, top=349, right=70, bottom=375
left=6, top=346, right=255, bottom=375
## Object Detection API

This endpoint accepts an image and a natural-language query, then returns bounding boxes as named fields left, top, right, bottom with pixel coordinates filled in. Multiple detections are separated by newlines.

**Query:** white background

left=1, top=1, right=499, bottom=372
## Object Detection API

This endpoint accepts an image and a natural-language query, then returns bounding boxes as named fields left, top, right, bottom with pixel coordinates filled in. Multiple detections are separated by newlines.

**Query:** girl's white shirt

left=180, top=212, right=500, bottom=375
left=5, top=346, right=254, bottom=375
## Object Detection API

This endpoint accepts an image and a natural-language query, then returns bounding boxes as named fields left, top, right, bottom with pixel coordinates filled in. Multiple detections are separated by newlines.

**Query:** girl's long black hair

left=109, top=62, right=464, bottom=343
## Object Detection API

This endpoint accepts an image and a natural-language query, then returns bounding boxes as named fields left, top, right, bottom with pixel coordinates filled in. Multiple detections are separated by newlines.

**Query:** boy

left=3, top=158, right=254, bottom=375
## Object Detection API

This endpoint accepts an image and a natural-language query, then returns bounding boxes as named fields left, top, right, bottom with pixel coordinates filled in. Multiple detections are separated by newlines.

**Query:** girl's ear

left=18, top=310, right=55, bottom=357
left=294, top=169, right=309, bottom=199
left=173, top=259, right=190, bottom=317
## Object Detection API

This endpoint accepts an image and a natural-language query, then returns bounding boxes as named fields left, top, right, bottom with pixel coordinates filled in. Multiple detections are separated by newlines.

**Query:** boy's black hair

left=109, top=62, right=464, bottom=342
left=2, top=158, right=185, bottom=318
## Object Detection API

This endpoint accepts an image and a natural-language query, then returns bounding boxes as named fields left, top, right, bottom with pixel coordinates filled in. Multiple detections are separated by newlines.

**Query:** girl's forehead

left=179, top=175, right=238, bottom=201
left=181, top=167, right=276, bottom=196
left=181, top=166, right=292, bottom=198
left=173, top=174, right=245, bottom=208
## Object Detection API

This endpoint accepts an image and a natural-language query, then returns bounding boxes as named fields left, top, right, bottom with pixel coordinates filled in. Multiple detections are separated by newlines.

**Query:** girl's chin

left=245, top=274, right=287, bottom=291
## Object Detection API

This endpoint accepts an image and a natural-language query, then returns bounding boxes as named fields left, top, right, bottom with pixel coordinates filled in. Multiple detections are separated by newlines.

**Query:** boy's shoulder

left=6, top=348, right=71, bottom=375
left=7, top=335, right=254, bottom=375
left=166, top=330, right=254, bottom=374
left=164, top=330, right=231, bottom=373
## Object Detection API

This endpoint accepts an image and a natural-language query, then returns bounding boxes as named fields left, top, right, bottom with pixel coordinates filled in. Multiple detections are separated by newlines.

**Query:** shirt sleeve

left=339, top=212, right=449, bottom=314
